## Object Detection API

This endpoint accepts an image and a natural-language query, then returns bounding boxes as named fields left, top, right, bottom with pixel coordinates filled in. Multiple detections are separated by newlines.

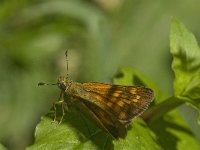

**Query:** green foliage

left=1, top=0, right=200, bottom=149
left=170, top=18, right=200, bottom=109
left=113, top=119, right=162, bottom=150
left=26, top=115, right=112, bottom=150
left=0, top=144, right=7, bottom=150
left=26, top=18, right=200, bottom=150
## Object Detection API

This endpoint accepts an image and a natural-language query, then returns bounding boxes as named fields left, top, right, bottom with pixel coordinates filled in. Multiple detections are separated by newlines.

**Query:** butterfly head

left=57, top=76, right=72, bottom=91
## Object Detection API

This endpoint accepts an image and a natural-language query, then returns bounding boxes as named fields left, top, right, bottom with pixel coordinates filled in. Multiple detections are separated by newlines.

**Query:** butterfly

left=38, top=51, right=154, bottom=138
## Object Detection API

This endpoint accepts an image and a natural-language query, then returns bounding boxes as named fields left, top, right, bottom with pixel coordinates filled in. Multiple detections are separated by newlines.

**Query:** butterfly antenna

left=65, top=50, right=69, bottom=79
left=38, top=82, right=57, bottom=86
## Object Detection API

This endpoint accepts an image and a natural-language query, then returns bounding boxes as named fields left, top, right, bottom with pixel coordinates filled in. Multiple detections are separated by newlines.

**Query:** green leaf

left=181, top=74, right=200, bottom=107
left=113, top=118, right=162, bottom=150
left=26, top=112, right=113, bottom=150
left=170, top=17, right=200, bottom=107
left=28, top=115, right=163, bottom=150
left=0, top=144, right=7, bottom=150
left=150, top=109, right=200, bottom=150
left=28, top=113, right=163, bottom=150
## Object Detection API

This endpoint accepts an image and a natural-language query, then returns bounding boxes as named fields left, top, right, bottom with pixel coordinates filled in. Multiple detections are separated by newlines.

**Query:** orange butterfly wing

left=81, top=83, right=154, bottom=124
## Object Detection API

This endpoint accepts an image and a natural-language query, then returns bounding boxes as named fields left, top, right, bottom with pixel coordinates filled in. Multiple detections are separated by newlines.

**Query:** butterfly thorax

left=57, top=76, right=73, bottom=92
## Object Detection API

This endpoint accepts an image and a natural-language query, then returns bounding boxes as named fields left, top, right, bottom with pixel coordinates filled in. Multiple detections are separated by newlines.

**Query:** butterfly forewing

left=81, top=83, right=153, bottom=124
left=66, top=82, right=153, bottom=125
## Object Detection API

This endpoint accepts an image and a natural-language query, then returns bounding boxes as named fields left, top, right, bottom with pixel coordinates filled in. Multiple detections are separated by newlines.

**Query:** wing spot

left=113, top=92, right=120, bottom=97
left=136, top=95, right=141, bottom=99
left=132, top=99, right=138, bottom=102
left=130, top=89, right=137, bottom=94
left=117, top=101, right=124, bottom=107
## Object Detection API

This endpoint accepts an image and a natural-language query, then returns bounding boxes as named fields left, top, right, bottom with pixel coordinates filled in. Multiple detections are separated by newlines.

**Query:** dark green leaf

left=150, top=110, right=200, bottom=150
left=114, top=119, right=162, bottom=150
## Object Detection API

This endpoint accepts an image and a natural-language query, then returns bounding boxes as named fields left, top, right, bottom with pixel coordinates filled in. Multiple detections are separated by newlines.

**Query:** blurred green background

left=1, top=0, right=200, bottom=149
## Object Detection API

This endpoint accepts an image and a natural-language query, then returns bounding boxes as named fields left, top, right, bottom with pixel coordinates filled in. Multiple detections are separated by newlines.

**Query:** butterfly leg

left=58, top=97, right=65, bottom=124
left=52, top=92, right=66, bottom=124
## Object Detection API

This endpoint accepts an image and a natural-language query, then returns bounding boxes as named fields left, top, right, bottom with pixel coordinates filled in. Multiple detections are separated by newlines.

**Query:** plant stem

left=142, top=96, right=184, bottom=123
